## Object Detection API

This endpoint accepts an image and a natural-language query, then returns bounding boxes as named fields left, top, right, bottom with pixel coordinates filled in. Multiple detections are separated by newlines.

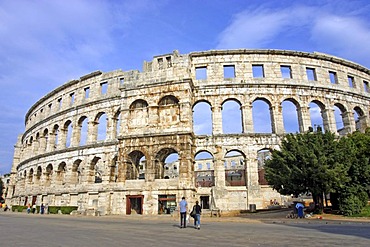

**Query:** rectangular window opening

left=280, top=65, right=292, bottom=79
left=329, top=71, right=338, bottom=84
left=120, top=78, right=124, bottom=84
left=364, top=81, right=369, bottom=93
left=57, top=98, right=62, bottom=110
left=166, top=56, right=172, bottom=68
left=70, top=92, right=75, bottom=105
left=101, top=82, right=108, bottom=95
left=195, top=66, right=207, bottom=80
left=306, top=67, right=317, bottom=81
left=252, top=64, right=264, bottom=78
left=158, top=58, right=163, bottom=70
left=347, top=76, right=355, bottom=88
left=223, top=65, right=235, bottom=79
left=84, top=87, right=90, bottom=98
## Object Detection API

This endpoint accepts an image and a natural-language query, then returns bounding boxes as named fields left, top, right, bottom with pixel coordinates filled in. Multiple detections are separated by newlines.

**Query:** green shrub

left=339, top=191, right=368, bottom=216
left=47, top=206, right=78, bottom=214
left=11, top=205, right=27, bottom=212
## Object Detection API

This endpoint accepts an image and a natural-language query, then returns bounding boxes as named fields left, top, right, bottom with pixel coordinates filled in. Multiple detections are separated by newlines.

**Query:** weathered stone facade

left=6, top=49, right=370, bottom=215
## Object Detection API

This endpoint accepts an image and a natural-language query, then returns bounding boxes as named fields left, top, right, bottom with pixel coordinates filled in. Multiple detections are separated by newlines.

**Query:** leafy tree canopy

left=265, top=131, right=349, bottom=210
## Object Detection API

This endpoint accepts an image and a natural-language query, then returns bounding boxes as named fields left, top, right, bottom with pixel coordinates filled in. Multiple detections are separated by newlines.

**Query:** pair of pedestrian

left=179, top=197, right=202, bottom=229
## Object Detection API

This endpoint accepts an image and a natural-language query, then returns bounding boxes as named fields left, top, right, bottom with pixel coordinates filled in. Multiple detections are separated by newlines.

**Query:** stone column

left=87, top=121, right=98, bottom=144
left=322, top=108, right=337, bottom=133
left=212, top=106, right=223, bottom=135
left=241, top=104, right=253, bottom=133
left=298, top=105, right=312, bottom=133
left=70, top=122, right=80, bottom=147
left=342, top=111, right=355, bottom=134
left=270, top=104, right=284, bottom=134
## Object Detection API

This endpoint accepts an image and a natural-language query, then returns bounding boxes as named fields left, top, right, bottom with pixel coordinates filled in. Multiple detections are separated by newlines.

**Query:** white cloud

left=216, top=4, right=370, bottom=67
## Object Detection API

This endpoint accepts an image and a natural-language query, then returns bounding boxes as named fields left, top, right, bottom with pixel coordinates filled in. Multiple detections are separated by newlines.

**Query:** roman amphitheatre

left=5, top=49, right=370, bottom=215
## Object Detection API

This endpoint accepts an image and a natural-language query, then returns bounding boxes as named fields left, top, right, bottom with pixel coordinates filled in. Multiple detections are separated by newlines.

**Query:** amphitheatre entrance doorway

left=126, top=195, right=143, bottom=215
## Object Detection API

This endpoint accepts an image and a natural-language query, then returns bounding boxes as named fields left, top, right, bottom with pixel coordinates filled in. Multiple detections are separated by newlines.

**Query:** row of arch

left=21, top=94, right=367, bottom=161
left=17, top=148, right=271, bottom=189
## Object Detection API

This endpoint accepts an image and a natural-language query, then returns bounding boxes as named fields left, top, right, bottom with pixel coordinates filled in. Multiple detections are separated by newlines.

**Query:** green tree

left=265, top=131, right=349, bottom=212
left=335, top=129, right=370, bottom=215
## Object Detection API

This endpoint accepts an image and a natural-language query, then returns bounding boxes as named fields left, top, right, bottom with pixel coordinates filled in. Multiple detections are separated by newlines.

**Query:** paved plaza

left=1, top=212, right=370, bottom=246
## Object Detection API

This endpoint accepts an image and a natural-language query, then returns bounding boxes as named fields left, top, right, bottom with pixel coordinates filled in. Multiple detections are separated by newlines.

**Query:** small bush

left=48, top=206, right=78, bottom=214
left=11, top=205, right=27, bottom=212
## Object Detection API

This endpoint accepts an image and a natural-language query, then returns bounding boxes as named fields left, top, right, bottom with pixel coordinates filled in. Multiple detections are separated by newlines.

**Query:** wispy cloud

left=216, top=4, right=370, bottom=67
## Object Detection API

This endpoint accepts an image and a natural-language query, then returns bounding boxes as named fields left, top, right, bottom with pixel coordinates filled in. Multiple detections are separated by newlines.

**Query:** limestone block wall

left=6, top=49, right=370, bottom=215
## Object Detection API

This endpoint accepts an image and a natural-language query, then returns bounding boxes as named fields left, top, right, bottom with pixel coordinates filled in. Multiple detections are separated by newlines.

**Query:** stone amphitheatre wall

left=6, top=49, right=370, bottom=215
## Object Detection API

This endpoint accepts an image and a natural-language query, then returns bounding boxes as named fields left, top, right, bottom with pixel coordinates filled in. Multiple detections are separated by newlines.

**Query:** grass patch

left=351, top=205, right=370, bottom=217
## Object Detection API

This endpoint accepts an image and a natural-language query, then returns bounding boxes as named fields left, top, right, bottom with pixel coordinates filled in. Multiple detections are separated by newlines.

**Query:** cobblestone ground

left=1, top=211, right=370, bottom=247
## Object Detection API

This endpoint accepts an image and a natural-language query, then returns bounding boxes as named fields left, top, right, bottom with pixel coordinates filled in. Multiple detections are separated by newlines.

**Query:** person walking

left=27, top=203, right=31, bottom=214
left=179, top=197, right=188, bottom=228
left=40, top=203, right=45, bottom=214
left=192, top=201, right=202, bottom=230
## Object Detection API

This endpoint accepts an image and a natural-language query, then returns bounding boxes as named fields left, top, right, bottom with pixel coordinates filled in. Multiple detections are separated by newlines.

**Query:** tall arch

left=194, top=151, right=214, bottom=187
left=193, top=101, right=212, bottom=135
left=309, top=101, right=325, bottom=132
left=154, top=148, right=178, bottom=179
left=224, top=150, right=246, bottom=186
left=252, top=98, right=272, bottom=133
left=158, top=95, right=180, bottom=125
left=126, top=150, right=146, bottom=180
left=78, top=116, right=88, bottom=146
left=129, top=99, right=149, bottom=127
left=222, top=99, right=242, bottom=134
left=282, top=99, right=300, bottom=133
left=96, top=112, right=107, bottom=141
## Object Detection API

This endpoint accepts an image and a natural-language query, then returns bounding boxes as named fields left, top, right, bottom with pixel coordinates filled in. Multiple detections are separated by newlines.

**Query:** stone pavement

left=1, top=210, right=370, bottom=246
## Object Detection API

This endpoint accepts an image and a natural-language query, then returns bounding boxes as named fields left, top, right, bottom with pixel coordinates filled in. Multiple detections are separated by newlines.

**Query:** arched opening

left=154, top=148, right=179, bottom=179
left=28, top=168, right=34, bottom=183
left=309, top=101, right=325, bottom=132
left=78, top=116, right=88, bottom=146
left=129, top=99, right=149, bottom=127
left=36, top=166, right=42, bottom=182
left=252, top=99, right=272, bottom=133
left=57, top=162, right=67, bottom=185
left=72, top=159, right=82, bottom=184
left=53, top=124, right=59, bottom=149
left=222, top=99, right=242, bottom=134
left=282, top=99, right=299, bottom=133
left=194, top=151, right=214, bottom=188
left=45, top=164, right=53, bottom=187
left=333, top=104, right=346, bottom=135
left=89, top=157, right=102, bottom=183
left=114, top=111, right=121, bottom=138
left=193, top=101, right=212, bottom=135
left=64, top=120, right=73, bottom=147
left=126, top=150, right=146, bottom=180
left=354, top=106, right=365, bottom=131
left=158, top=95, right=180, bottom=125
left=224, top=150, right=246, bottom=186
left=96, top=112, right=107, bottom=141
left=257, top=149, right=271, bottom=185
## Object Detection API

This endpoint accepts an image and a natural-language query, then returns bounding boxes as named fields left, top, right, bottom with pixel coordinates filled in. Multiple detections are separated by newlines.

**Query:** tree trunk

left=312, top=193, right=324, bottom=213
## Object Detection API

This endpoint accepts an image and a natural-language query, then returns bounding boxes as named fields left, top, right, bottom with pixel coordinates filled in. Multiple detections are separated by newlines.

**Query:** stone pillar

left=270, top=104, right=284, bottom=134
left=58, top=126, right=67, bottom=149
left=342, top=111, right=355, bottom=134
left=322, top=108, right=337, bottom=133
left=241, top=104, right=253, bottom=133
left=48, top=131, right=57, bottom=152
left=212, top=106, right=223, bottom=135
left=70, top=122, right=80, bottom=148
left=298, top=105, right=311, bottom=133
left=87, top=121, right=97, bottom=144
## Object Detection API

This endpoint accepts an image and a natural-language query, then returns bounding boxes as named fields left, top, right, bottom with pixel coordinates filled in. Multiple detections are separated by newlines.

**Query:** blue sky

left=1, top=0, right=370, bottom=174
